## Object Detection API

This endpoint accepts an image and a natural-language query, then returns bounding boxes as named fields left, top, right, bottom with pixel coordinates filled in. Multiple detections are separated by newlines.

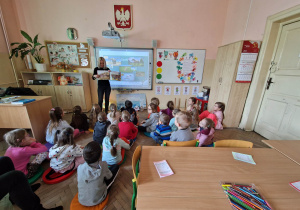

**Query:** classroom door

left=254, top=21, right=300, bottom=140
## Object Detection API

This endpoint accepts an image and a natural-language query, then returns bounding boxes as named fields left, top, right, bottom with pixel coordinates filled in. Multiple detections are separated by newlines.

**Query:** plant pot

left=35, top=63, right=47, bottom=72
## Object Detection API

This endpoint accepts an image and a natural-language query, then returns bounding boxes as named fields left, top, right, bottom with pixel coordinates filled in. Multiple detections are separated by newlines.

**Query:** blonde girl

left=4, top=129, right=48, bottom=178
left=107, top=103, right=121, bottom=125
left=102, top=125, right=130, bottom=165
left=49, top=127, right=84, bottom=173
left=46, top=107, right=80, bottom=147
left=89, top=104, right=101, bottom=130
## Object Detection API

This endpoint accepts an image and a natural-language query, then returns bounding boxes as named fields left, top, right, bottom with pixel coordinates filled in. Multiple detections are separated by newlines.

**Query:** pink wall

left=11, top=0, right=228, bottom=60
left=222, top=0, right=300, bottom=45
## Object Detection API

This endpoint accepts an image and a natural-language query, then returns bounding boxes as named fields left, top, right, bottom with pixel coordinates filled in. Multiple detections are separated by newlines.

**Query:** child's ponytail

left=49, top=107, right=63, bottom=135
left=55, top=127, right=75, bottom=148
left=107, top=125, right=119, bottom=157
left=71, top=105, right=82, bottom=128
left=167, top=101, right=174, bottom=110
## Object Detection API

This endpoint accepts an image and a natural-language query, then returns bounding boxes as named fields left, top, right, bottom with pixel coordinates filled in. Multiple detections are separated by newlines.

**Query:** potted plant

left=9, top=30, right=46, bottom=72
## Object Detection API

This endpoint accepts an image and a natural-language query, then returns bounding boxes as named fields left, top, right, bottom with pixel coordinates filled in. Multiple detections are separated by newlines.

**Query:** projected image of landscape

left=97, top=48, right=153, bottom=90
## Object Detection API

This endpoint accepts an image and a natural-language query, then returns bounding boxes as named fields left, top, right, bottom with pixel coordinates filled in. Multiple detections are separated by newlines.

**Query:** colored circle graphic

left=157, top=68, right=162, bottom=73
left=157, top=61, right=162, bottom=67
left=156, top=74, right=162, bottom=79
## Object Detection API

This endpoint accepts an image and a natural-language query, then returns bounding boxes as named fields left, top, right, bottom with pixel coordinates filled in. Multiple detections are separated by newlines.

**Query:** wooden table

left=0, top=96, right=52, bottom=141
left=137, top=146, right=300, bottom=209
left=262, top=140, right=300, bottom=166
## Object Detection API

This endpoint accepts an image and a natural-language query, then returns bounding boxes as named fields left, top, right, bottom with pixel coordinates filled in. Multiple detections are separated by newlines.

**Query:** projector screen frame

left=94, top=47, right=154, bottom=90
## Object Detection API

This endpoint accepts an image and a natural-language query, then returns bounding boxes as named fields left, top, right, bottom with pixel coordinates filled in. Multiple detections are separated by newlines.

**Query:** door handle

left=266, top=77, right=274, bottom=90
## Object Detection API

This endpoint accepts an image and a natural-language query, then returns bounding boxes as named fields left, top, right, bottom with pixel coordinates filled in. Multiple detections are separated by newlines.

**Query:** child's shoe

left=26, top=163, right=40, bottom=179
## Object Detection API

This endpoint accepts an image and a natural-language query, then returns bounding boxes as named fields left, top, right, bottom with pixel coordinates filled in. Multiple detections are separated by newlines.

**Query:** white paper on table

left=154, top=160, right=174, bottom=178
left=232, top=152, right=256, bottom=165
left=290, top=181, right=300, bottom=192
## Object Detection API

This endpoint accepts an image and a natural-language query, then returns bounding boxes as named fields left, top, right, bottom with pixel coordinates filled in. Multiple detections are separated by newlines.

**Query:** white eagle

left=116, top=7, right=130, bottom=26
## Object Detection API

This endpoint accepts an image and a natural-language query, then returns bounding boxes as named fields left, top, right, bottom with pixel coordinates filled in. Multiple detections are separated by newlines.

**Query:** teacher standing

left=92, top=57, right=111, bottom=114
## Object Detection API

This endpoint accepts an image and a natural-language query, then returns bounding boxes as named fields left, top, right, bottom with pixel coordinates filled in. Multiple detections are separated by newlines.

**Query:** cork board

left=45, top=41, right=91, bottom=68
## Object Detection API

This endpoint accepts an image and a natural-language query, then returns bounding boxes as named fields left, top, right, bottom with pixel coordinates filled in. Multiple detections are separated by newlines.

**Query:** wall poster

left=45, top=41, right=91, bottom=68
left=156, top=48, right=206, bottom=84
left=236, top=41, right=261, bottom=83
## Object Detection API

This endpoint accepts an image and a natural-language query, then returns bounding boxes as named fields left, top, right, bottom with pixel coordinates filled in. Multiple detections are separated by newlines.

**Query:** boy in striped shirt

left=150, top=114, right=172, bottom=144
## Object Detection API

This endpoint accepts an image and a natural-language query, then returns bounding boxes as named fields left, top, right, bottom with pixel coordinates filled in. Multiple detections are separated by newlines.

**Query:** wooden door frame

left=239, top=5, right=300, bottom=131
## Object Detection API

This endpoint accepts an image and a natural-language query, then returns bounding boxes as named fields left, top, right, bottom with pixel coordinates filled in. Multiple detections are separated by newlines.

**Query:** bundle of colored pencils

left=221, top=183, right=272, bottom=210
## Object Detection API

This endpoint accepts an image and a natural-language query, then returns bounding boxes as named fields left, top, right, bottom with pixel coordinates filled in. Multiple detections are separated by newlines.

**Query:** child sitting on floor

left=138, top=103, right=160, bottom=133
left=160, top=100, right=174, bottom=120
left=93, top=112, right=111, bottom=145
left=107, top=103, right=121, bottom=126
left=77, top=141, right=119, bottom=206
left=150, top=114, right=172, bottom=144
left=89, top=104, right=101, bottom=130
left=199, top=102, right=225, bottom=130
left=170, top=111, right=195, bottom=142
left=49, top=127, right=84, bottom=173
left=186, top=97, right=199, bottom=112
left=147, top=97, right=160, bottom=119
left=46, top=107, right=80, bottom=149
left=169, top=109, right=181, bottom=131
left=151, top=97, right=160, bottom=112
left=102, top=125, right=130, bottom=165
left=196, top=118, right=215, bottom=147
left=118, top=110, right=138, bottom=144
left=120, top=100, right=138, bottom=125
left=4, top=129, right=48, bottom=178
left=70, top=105, right=89, bottom=133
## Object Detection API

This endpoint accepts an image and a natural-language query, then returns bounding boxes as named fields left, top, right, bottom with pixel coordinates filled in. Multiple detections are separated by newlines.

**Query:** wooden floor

left=0, top=111, right=267, bottom=210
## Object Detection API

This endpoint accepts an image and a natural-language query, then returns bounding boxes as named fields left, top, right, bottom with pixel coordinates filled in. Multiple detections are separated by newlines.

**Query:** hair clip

left=51, top=108, right=55, bottom=111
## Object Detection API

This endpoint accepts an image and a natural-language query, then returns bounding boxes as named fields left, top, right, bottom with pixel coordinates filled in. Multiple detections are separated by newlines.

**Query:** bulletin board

left=45, top=41, right=91, bottom=68
left=156, top=49, right=206, bottom=84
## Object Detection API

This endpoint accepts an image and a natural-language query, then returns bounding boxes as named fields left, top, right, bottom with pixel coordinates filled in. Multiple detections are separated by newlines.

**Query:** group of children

left=134, top=97, right=225, bottom=147
left=3, top=96, right=225, bottom=208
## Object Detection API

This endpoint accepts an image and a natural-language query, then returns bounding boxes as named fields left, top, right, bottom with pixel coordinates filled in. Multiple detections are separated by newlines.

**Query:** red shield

left=114, top=5, right=132, bottom=29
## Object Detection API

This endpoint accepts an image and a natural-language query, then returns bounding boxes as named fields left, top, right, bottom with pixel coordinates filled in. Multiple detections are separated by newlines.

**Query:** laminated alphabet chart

left=156, top=49, right=205, bottom=84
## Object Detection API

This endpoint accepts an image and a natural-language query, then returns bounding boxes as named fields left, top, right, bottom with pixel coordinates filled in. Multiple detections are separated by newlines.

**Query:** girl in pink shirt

left=199, top=102, right=225, bottom=130
left=4, top=129, right=48, bottom=178
left=196, top=118, right=215, bottom=147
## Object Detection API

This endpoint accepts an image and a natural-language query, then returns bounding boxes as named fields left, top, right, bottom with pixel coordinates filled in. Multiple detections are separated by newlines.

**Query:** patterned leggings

left=31, top=152, right=48, bottom=164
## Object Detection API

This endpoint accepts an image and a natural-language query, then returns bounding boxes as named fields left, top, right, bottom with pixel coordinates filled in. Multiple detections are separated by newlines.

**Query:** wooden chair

left=214, top=140, right=253, bottom=148
left=163, top=139, right=199, bottom=147
left=131, top=146, right=142, bottom=210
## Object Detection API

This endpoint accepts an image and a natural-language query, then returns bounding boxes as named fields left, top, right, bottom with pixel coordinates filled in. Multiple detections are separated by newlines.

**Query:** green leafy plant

left=9, top=30, right=45, bottom=63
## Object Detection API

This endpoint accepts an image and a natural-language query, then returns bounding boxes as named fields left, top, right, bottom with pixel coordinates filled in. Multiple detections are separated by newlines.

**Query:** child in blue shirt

left=169, top=109, right=181, bottom=131
left=150, top=114, right=172, bottom=144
